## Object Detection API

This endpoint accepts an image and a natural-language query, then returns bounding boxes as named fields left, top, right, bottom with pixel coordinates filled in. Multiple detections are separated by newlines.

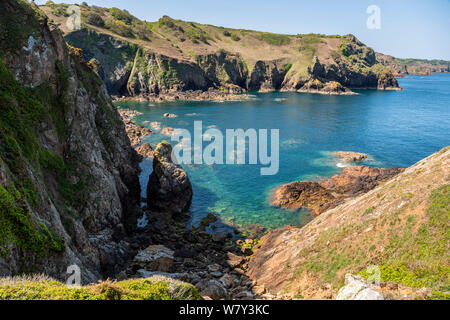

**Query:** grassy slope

left=248, top=147, right=450, bottom=299
left=0, top=275, right=202, bottom=300
left=40, top=3, right=378, bottom=83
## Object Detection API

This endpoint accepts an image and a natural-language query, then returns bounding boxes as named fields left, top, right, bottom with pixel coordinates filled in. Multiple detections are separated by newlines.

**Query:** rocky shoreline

left=271, top=163, right=404, bottom=216
left=113, top=89, right=253, bottom=103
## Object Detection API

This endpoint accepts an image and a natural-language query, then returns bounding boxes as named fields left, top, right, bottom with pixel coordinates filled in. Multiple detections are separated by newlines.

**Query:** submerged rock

left=163, top=113, right=178, bottom=118
left=334, top=151, right=368, bottom=162
left=146, top=141, right=193, bottom=215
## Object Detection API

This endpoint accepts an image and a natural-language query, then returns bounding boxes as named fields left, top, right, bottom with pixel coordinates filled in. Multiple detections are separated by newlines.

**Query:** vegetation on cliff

left=0, top=275, right=202, bottom=300
left=0, top=0, right=141, bottom=280
left=40, top=3, right=402, bottom=97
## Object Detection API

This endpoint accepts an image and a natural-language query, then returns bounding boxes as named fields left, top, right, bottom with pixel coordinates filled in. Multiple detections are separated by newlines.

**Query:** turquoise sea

left=115, top=74, right=450, bottom=230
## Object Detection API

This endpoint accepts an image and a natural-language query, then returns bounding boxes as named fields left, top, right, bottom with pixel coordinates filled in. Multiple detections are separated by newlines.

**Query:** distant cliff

left=0, top=0, right=141, bottom=283
left=41, top=4, right=401, bottom=98
left=376, top=53, right=450, bottom=76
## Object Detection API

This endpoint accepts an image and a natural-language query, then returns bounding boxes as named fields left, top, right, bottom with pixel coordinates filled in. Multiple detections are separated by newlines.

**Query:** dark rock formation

left=147, top=142, right=193, bottom=215
left=0, top=1, right=141, bottom=283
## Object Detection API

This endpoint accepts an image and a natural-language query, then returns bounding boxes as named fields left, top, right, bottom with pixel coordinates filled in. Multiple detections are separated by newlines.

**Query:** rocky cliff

left=41, top=4, right=401, bottom=98
left=0, top=0, right=141, bottom=283
left=376, top=53, right=450, bottom=76
left=248, top=147, right=449, bottom=299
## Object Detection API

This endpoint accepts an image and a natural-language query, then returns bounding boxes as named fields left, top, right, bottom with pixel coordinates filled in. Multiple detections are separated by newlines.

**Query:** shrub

left=257, top=32, right=291, bottom=46
left=109, top=7, right=134, bottom=25
left=231, top=33, right=240, bottom=41
left=105, top=19, right=134, bottom=38
left=223, top=30, right=231, bottom=37
left=84, top=12, right=104, bottom=27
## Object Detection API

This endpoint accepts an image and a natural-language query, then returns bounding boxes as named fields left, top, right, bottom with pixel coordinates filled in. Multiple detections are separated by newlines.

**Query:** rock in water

left=147, top=141, right=193, bottom=215
left=336, top=274, right=384, bottom=300
left=136, top=143, right=154, bottom=159
left=334, top=151, right=368, bottom=162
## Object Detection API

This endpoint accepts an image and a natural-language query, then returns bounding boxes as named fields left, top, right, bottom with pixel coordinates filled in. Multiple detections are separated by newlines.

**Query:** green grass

left=0, top=276, right=202, bottom=300
left=256, top=32, right=291, bottom=46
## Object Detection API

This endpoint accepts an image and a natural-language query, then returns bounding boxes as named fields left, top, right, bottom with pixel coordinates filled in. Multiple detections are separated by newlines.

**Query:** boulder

left=136, top=143, right=154, bottom=159
left=334, top=151, right=368, bottom=162
left=133, top=245, right=175, bottom=272
left=146, top=141, right=193, bottom=215
left=336, top=274, right=384, bottom=300
left=163, top=113, right=178, bottom=118
left=225, top=252, right=245, bottom=269
left=196, top=279, right=227, bottom=300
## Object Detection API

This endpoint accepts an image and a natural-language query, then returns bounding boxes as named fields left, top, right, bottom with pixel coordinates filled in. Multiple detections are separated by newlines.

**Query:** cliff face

left=247, top=147, right=450, bottom=299
left=0, top=0, right=141, bottom=283
left=41, top=5, right=401, bottom=97
left=377, top=53, right=450, bottom=76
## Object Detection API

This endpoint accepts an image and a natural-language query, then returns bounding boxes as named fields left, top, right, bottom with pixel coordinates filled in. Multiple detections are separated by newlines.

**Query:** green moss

left=257, top=32, right=291, bottom=46
left=0, top=0, right=47, bottom=53
left=0, top=278, right=202, bottom=300
left=0, top=185, right=65, bottom=259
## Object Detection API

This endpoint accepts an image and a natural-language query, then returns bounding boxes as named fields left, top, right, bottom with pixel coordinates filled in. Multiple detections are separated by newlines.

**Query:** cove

left=115, top=74, right=450, bottom=230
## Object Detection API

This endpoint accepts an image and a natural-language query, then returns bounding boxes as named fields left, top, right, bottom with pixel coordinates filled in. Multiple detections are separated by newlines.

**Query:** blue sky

left=35, top=0, right=450, bottom=60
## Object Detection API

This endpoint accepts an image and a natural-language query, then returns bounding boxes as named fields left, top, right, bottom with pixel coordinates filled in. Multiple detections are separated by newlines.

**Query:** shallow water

left=115, top=74, right=450, bottom=230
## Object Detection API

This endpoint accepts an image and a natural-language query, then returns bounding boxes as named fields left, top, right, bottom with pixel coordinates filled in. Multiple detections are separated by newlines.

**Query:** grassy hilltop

left=40, top=2, right=402, bottom=97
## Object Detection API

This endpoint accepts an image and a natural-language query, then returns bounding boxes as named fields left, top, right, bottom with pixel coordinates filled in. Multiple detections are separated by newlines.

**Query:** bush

left=105, top=19, right=134, bottom=38
left=109, top=7, right=134, bottom=25
left=84, top=12, right=104, bottom=27
left=223, top=30, right=231, bottom=37
left=231, top=33, right=240, bottom=41
left=134, top=23, right=152, bottom=40
left=0, top=276, right=203, bottom=300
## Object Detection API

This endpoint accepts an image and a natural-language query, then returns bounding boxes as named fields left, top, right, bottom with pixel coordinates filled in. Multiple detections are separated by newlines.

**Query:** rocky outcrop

left=271, top=165, right=404, bottom=215
left=136, top=143, right=154, bottom=159
left=297, top=79, right=356, bottom=95
left=376, top=52, right=450, bottom=76
left=0, top=1, right=141, bottom=283
left=118, top=109, right=152, bottom=146
left=132, top=245, right=175, bottom=272
left=248, top=60, right=287, bottom=92
left=249, top=148, right=449, bottom=299
left=146, top=142, right=193, bottom=215
left=336, top=274, right=384, bottom=300
left=334, top=151, right=368, bottom=162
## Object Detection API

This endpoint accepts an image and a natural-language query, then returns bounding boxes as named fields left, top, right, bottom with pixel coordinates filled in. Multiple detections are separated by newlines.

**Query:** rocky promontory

left=271, top=165, right=404, bottom=215
left=118, top=109, right=152, bottom=146
left=41, top=5, right=401, bottom=100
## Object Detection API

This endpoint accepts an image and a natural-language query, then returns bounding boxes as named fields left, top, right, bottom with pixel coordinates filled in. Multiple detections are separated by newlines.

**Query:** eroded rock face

left=271, top=166, right=404, bottom=215
left=146, top=142, right=193, bottom=215
left=0, top=2, right=141, bottom=283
